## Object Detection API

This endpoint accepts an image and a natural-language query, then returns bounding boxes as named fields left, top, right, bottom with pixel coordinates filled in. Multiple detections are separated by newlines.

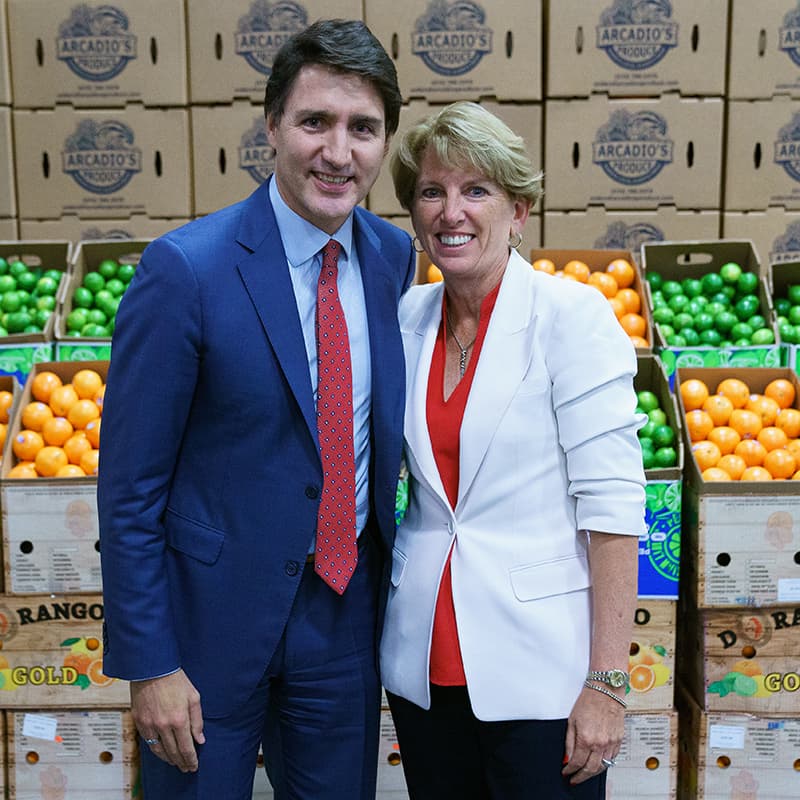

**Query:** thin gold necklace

left=447, top=318, right=477, bottom=377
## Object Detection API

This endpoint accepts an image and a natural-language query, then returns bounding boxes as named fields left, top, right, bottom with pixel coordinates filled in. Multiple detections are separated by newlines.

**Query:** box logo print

left=57, top=4, right=137, bottom=82
left=62, top=120, right=142, bottom=194
left=596, top=0, right=678, bottom=71
left=780, top=2, right=800, bottom=67
left=235, top=0, right=308, bottom=77
left=775, top=112, right=800, bottom=182
left=592, top=109, right=674, bottom=186
left=239, top=117, right=274, bottom=184
left=412, top=0, right=493, bottom=77
left=770, top=221, right=800, bottom=264
left=594, top=221, right=664, bottom=251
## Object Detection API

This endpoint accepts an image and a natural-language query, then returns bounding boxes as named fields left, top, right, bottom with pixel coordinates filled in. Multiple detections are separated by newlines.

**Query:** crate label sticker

left=777, top=578, right=800, bottom=602
left=22, top=713, right=58, bottom=741
left=709, top=724, right=746, bottom=750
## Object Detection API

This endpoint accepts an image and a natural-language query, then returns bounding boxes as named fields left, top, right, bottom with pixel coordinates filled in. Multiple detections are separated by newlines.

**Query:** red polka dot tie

left=314, top=239, right=357, bottom=594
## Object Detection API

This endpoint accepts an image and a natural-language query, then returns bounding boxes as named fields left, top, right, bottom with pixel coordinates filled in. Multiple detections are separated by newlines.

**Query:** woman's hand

left=561, top=685, right=625, bottom=784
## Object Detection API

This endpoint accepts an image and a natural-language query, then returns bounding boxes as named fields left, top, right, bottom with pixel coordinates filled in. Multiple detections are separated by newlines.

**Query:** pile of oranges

left=7, top=368, right=103, bottom=478
left=679, top=376, right=800, bottom=481
left=532, top=256, right=648, bottom=348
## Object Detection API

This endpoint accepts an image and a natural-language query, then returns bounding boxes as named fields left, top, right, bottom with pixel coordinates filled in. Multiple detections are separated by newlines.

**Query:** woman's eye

left=419, top=187, right=441, bottom=199
left=467, top=186, right=488, bottom=197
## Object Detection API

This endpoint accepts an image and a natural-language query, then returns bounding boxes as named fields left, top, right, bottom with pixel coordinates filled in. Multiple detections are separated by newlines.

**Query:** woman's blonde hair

left=391, top=101, right=543, bottom=211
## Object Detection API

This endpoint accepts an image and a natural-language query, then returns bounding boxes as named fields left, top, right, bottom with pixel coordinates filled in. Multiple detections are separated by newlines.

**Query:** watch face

left=608, top=670, right=627, bottom=687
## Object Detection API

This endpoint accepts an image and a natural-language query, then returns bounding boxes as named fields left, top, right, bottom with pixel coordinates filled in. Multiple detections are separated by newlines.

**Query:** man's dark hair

left=264, top=19, right=401, bottom=138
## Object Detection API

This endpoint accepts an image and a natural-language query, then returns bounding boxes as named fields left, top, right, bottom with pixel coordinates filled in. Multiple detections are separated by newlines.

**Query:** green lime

left=705, top=301, right=728, bottom=318
left=17, top=289, right=32, bottom=308
left=642, top=448, right=657, bottom=470
left=82, top=271, right=106, bottom=294
left=734, top=295, right=759, bottom=321
left=86, top=308, right=108, bottom=326
left=720, top=261, right=743, bottom=285
left=80, top=322, right=109, bottom=337
left=779, top=321, right=795, bottom=343
left=701, top=272, right=724, bottom=295
left=646, top=272, right=663, bottom=291
left=673, top=312, right=694, bottom=331
left=648, top=408, right=667, bottom=426
left=5, top=310, right=31, bottom=333
left=72, top=286, right=94, bottom=308
left=639, top=437, right=654, bottom=452
left=0, top=257, right=8, bottom=275
left=43, top=269, right=62, bottom=283
left=668, top=294, right=690, bottom=313
left=652, top=307, right=675, bottom=326
left=736, top=271, right=759, bottom=295
left=661, top=280, right=683, bottom=299
left=733, top=338, right=752, bottom=347
left=682, top=328, right=700, bottom=346
left=751, top=328, right=775, bottom=345
left=788, top=285, right=800, bottom=305
left=699, top=329, right=722, bottom=346
left=16, top=271, right=37, bottom=292
left=105, top=278, right=126, bottom=297
left=681, top=278, right=704, bottom=298
left=730, top=322, right=754, bottom=341
left=657, top=324, right=675, bottom=340
left=686, top=297, right=707, bottom=316
left=639, top=419, right=658, bottom=439
left=117, top=263, right=136, bottom=283
left=97, top=258, right=119, bottom=279
left=708, top=291, right=731, bottom=307
left=636, top=390, right=660, bottom=413
left=34, top=309, right=51, bottom=328
left=35, top=276, right=59, bottom=296
left=0, top=291, right=21, bottom=313
left=775, top=298, right=792, bottom=317
left=748, top=314, right=766, bottom=331
left=693, top=311, right=715, bottom=332
left=0, top=275, right=16, bottom=294
left=666, top=334, right=687, bottom=347
left=36, top=295, right=56, bottom=312
left=8, top=260, right=27, bottom=278
left=788, top=306, right=800, bottom=326
left=654, top=446, right=678, bottom=468
left=66, top=309, right=88, bottom=332
left=715, top=310, right=738, bottom=334
left=651, top=290, right=667, bottom=308
left=652, top=425, right=676, bottom=447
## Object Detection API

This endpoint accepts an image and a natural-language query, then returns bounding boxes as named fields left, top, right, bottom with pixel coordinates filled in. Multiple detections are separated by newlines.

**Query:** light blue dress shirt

left=269, top=178, right=372, bottom=546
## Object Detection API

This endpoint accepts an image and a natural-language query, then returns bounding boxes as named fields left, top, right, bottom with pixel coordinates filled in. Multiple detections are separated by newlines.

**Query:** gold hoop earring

left=412, top=236, right=425, bottom=254
left=509, top=231, right=523, bottom=250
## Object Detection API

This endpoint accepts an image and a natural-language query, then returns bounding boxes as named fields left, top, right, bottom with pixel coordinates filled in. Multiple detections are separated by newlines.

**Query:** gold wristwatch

left=586, top=669, right=629, bottom=689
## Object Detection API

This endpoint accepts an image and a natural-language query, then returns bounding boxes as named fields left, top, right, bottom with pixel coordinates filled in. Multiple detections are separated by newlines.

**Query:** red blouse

left=426, top=282, right=501, bottom=685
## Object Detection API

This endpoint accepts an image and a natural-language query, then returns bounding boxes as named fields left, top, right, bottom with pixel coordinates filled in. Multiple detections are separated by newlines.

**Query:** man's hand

left=130, top=669, right=205, bottom=772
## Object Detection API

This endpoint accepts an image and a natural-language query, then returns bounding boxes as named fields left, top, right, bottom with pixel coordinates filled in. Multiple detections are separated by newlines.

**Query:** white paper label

left=709, top=724, right=746, bottom=750
left=778, top=578, right=800, bottom=602
left=21, top=713, right=58, bottom=741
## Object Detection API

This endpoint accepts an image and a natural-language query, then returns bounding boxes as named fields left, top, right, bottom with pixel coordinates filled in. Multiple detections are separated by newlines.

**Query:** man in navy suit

left=97, top=19, right=415, bottom=799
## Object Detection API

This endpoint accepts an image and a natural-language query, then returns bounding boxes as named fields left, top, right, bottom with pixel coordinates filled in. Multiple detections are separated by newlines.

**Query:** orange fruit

left=764, top=448, right=797, bottom=480
left=80, top=449, right=99, bottom=476
left=0, top=390, right=13, bottom=423
left=564, top=260, right=591, bottom=283
left=741, top=466, right=772, bottom=481
left=56, top=464, right=86, bottom=478
left=707, top=426, right=741, bottom=455
left=426, top=264, right=443, bottom=283
left=776, top=408, right=800, bottom=439
left=49, top=384, right=79, bottom=417
left=717, top=454, right=747, bottom=480
left=681, top=378, right=710, bottom=412
left=716, top=378, right=751, bottom=409
left=608, top=296, right=626, bottom=319
left=84, top=417, right=101, bottom=449
left=0, top=421, right=6, bottom=450
left=587, top=270, right=618, bottom=297
left=86, top=659, right=114, bottom=687
left=746, top=394, right=780, bottom=426
left=532, top=258, right=556, bottom=274
left=34, top=446, right=68, bottom=477
left=685, top=409, right=715, bottom=442
left=71, top=369, right=103, bottom=400
left=735, top=438, right=768, bottom=467
left=606, top=258, right=636, bottom=288
left=31, top=371, right=62, bottom=404
left=67, top=399, right=100, bottom=430
left=702, top=394, right=734, bottom=426
left=12, top=429, right=44, bottom=462
left=619, top=312, right=646, bottom=338
left=757, top=426, right=789, bottom=452
left=63, top=432, right=92, bottom=466
left=630, top=664, right=656, bottom=692
left=629, top=335, right=649, bottom=348
left=41, top=416, right=74, bottom=447
left=7, top=462, right=37, bottom=479
left=786, top=439, right=800, bottom=462
left=557, top=270, right=576, bottom=280
left=21, top=401, right=54, bottom=432
left=615, top=287, right=641, bottom=314
left=85, top=637, right=100, bottom=651
left=62, top=653, right=92, bottom=674
left=764, top=378, right=796, bottom=409
left=729, top=408, right=763, bottom=440
left=703, top=467, right=732, bottom=481
left=793, top=470, right=800, bottom=480
left=692, top=440, right=721, bottom=471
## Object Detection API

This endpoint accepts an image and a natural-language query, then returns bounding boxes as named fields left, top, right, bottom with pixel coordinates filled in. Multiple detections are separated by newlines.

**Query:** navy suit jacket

left=97, top=180, right=415, bottom=718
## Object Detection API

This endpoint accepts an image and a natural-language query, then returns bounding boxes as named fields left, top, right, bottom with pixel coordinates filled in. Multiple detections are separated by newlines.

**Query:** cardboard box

left=13, top=106, right=192, bottom=220
left=368, top=99, right=542, bottom=217
left=544, top=208, right=721, bottom=263
left=0, top=1, right=13, bottom=105
left=0, top=595, right=128, bottom=707
left=528, top=247, right=653, bottom=351
left=768, top=259, right=800, bottom=372
left=544, top=95, right=723, bottom=210
left=2, top=361, right=107, bottom=594
left=725, top=97, right=800, bottom=211
left=0, top=106, right=16, bottom=218
left=7, top=0, right=187, bottom=108
left=679, top=599, right=800, bottom=714
left=723, top=208, right=800, bottom=271
left=626, top=601, right=676, bottom=712
left=729, top=1, right=800, bottom=100
left=641, top=241, right=781, bottom=388
left=606, top=710, right=677, bottom=800
left=677, top=686, right=800, bottom=800
left=6, top=709, right=140, bottom=798
left=0, top=217, right=17, bottom=239
left=367, top=0, right=542, bottom=102
left=187, top=0, right=363, bottom=104
left=19, top=216, right=187, bottom=243
left=677, top=366, right=800, bottom=608
left=546, top=0, right=727, bottom=98
left=191, top=102, right=271, bottom=216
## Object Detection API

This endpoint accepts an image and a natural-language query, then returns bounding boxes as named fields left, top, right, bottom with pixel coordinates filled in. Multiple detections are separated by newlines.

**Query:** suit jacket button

left=285, top=561, right=299, bottom=576
left=305, top=486, right=319, bottom=499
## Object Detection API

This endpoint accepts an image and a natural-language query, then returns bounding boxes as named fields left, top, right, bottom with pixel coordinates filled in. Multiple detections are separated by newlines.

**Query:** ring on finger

left=144, top=737, right=160, bottom=746
left=601, top=757, right=616, bottom=769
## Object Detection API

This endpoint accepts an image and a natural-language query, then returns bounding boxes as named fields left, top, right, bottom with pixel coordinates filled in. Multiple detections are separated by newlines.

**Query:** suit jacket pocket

left=509, top=553, right=590, bottom=602
left=390, top=547, right=408, bottom=587
left=164, top=509, right=225, bottom=565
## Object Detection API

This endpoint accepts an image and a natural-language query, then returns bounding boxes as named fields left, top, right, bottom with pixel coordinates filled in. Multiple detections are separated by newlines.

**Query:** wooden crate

left=627, top=601, right=676, bottom=712
left=1, top=360, right=107, bottom=594
left=0, top=593, right=128, bottom=708
left=377, top=708, right=407, bottom=796
left=0, top=711, right=6, bottom=799
left=7, top=708, right=139, bottom=799
left=678, top=597, right=800, bottom=714
left=677, top=686, right=800, bottom=799
left=606, top=709, right=677, bottom=799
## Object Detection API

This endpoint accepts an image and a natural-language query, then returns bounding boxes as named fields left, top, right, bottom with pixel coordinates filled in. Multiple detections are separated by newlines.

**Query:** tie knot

left=322, top=239, right=342, bottom=266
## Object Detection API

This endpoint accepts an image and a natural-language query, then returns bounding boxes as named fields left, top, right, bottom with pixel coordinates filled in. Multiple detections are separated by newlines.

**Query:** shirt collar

left=269, top=176, right=354, bottom=267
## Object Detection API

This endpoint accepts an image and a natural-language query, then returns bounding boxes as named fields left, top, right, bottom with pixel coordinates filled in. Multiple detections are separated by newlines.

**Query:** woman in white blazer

left=380, top=102, right=647, bottom=799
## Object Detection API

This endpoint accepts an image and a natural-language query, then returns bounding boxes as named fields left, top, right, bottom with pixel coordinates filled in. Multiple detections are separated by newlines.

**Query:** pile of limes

left=774, top=284, right=800, bottom=345
left=0, top=257, right=63, bottom=336
left=648, top=262, right=774, bottom=348
left=64, top=258, right=136, bottom=338
left=636, top=389, right=679, bottom=469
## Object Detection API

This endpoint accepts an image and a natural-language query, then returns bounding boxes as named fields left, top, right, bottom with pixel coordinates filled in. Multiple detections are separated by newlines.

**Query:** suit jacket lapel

left=235, top=181, right=319, bottom=445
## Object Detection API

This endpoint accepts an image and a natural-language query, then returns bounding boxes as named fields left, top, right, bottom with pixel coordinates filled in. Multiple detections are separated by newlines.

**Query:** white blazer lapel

left=457, top=252, right=537, bottom=508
